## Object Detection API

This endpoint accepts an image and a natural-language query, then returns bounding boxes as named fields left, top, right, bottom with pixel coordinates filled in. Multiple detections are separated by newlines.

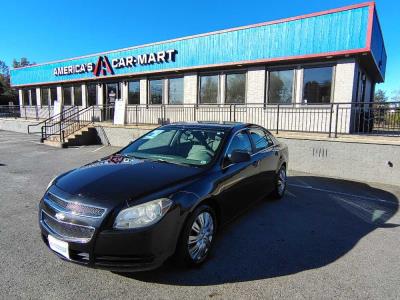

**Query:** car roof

left=163, top=121, right=251, bottom=131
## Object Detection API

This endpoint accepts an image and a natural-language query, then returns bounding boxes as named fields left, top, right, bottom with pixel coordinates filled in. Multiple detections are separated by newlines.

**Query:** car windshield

left=120, top=127, right=227, bottom=166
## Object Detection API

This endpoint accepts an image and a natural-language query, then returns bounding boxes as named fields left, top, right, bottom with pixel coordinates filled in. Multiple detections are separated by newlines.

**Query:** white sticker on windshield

left=143, top=129, right=164, bottom=139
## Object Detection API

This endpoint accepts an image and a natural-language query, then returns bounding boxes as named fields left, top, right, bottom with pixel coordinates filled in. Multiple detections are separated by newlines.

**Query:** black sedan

left=39, top=122, right=288, bottom=271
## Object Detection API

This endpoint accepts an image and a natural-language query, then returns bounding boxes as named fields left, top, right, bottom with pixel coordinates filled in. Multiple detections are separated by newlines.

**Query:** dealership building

left=10, top=2, right=386, bottom=134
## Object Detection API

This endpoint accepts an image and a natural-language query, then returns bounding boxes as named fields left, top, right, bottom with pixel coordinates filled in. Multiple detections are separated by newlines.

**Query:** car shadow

left=117, top=176, right=399, bottom=286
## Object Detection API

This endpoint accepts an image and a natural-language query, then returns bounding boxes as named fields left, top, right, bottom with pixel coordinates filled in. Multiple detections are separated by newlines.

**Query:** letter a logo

left=93, top=56, right=114, bottom=76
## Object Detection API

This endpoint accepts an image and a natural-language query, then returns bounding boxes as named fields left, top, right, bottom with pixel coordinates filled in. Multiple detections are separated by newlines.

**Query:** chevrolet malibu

left=39, top=122, right=288, bottom=271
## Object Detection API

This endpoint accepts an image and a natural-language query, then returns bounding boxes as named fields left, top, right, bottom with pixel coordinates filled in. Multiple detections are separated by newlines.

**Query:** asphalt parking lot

left=0, top=130, right=399, bottom=300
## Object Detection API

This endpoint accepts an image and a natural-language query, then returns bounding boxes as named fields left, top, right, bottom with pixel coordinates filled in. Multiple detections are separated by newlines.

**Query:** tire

left=175, top=204, right=217, bottom=267
left=271, top=165, right=287, bottom=199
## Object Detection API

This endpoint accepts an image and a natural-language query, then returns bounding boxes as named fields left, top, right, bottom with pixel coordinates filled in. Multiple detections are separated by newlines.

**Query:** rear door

left=248, top=127, right=280, bottom=197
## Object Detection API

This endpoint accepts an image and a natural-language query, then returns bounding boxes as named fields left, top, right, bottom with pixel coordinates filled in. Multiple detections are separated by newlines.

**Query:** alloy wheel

left=187, top=211, right=214, bottom=262
left=277, top=167, right=287, bottom=195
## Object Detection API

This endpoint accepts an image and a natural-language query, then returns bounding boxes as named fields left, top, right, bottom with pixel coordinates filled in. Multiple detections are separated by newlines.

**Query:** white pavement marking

left=92, top=145, right=106, bottom=152
left=288, top=183, right=395, bottom=205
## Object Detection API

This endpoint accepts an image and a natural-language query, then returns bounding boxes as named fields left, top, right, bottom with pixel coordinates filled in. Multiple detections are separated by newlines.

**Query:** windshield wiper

left=150, top=157, right=190, bottom=167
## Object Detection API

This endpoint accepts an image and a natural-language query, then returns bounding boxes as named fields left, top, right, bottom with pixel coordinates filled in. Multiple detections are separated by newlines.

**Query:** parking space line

left=92, top=145, right=106, bottom=152
left=288, top=183, right=396, bottom=205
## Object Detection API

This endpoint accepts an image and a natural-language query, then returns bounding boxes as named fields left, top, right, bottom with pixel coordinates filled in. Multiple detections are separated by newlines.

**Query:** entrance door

left=103, top=83, right=120, bottom=121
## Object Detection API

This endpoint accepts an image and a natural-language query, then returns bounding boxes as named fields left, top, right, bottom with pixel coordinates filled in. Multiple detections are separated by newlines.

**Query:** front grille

left=45, top=192, right=105, bottom=218
left=41, top=210, right=95, bottom=243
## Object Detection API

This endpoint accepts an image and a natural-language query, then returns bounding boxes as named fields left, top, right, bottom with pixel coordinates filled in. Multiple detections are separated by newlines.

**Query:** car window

left=226, top=132, right=252, bottom=157
left=121, top=128, right=226, bottom=166
left=137, top=129, right=176, bottom=150
left=249, top=128, right=273, bottom=152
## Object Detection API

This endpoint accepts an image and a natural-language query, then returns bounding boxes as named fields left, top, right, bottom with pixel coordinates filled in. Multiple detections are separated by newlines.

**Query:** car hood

left=54, top=155, right=203, bottom=207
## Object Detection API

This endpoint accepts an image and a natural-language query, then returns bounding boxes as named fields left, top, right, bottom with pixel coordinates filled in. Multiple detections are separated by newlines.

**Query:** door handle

left=274, top=151, right=279, bottom=156
left=252, top=160, right=260, bottom=167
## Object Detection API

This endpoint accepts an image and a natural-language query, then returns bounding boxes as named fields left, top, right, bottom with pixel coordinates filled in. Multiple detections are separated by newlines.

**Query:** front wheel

left=175, top=205, right=217, bottom=267
left=271, top=165, right=287, bottom=199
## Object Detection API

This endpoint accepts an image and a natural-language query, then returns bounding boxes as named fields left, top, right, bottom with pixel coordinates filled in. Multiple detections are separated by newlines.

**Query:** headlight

left=46, top=176, right=57, bottom=190
left=113, top=198, right=173, bottom=229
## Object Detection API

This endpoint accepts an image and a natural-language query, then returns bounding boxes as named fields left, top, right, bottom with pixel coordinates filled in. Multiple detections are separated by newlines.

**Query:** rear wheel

left=176, top=205, right=216, bottom=267
left=271, top=165, right=287, bottom=199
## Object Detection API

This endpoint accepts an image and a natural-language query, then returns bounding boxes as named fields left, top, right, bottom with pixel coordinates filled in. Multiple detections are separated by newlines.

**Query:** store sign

left=53, top=49, right=177, bottom=77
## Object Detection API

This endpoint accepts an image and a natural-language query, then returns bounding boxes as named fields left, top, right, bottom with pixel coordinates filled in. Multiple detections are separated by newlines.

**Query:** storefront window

left=303, top=66, right=333, bottom=104
left=50, top=87, right=57, bottom=105
left=22, top=89, right=30, bottom=106
left=199, top=74, right=219, bottom=104
left=226, top=73, right=246, bottom=104
left=63, top=86, right=72, bottom=106
left=149, top=79, right=163, bottom=105
left=128, top=80, right=140, bottom=105
left=41, top=88, right=49, bottom=106
left=31, top=89, right=37, bottom=106
left=168, top=77, right=184, bottom=104
left=74, top=85, right=82, bottom=106
left=87, top=84, right=97, bottom=106
left=268, top=70, right=294, bottom=104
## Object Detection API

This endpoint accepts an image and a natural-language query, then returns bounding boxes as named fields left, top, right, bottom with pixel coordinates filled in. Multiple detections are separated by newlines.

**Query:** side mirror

left=228, top=150, right=251, bottom=164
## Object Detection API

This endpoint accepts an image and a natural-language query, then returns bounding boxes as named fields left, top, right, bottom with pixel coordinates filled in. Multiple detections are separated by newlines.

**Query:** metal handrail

left=27, top=106, right=77, bottom=134
left=41, top=106, right=96, bottom=143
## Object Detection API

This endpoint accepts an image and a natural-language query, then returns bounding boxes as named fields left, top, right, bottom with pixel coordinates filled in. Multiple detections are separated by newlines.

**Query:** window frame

left=221, top=129, right=252, bottom=168
left=40, top=87, right=50, bottom=106
left=127, top=80, right=141, bottom=105
left=167, top=76, right=184, bottom=105
left=301, top=64, right=335, bottom=105
left=62, top=85, right=73, bottom=106
left=73, top=84, right=83, bottom=106
left=198, top=73, right=220, bottom=105
left=266, top=68, right=296, bottom=105
left=248, top=126, right=275, bottom=154
left=225, top=71, right=247, bottom=104
left=21, top=88, right=31, bottom=106
left=86, top=83, right=98, bottom=106
left=147, top=78, right=164, bottom=105
left=50, top=87, right=57, bottom=105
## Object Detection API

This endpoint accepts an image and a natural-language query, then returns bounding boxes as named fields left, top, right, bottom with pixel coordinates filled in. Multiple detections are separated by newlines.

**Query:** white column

left=97, top=84, right=104, bottom=106
left=246, top=67, right=265, bottom=104
left=332, top=58, right=357, bottom=133
left=81, top=84, right=88, bottom=107
left=183, top=72, right=197, bottom=105
left=113, top=81, right=128, bottom=125
left=36, top=88, right=41, bottom=107
left=163, top=79, right=169, bottom=104
left=333, top=59, right=357, bottom=103
left=57, top=86, right=63, bottom=105
left=140, top=79, right=147, bottom=105
left=294, top=68, right=303, bottom=104
left=18, top=89, right=23, bottom=107
left=219, top=74, right=226, bottom=104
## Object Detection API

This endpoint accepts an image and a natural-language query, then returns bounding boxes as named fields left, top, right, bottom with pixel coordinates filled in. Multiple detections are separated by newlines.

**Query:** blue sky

left=0, top=0, right=398, bottom=96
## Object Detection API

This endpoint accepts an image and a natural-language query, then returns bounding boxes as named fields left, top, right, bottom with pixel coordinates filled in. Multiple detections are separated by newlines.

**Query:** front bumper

left=39, top=198, right=183, bottom=272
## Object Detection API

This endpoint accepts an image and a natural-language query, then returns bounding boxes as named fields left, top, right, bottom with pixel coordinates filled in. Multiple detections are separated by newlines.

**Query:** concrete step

left=42, top=126, right=100, bottom=148
left=43, top=139, right=66, bottom=148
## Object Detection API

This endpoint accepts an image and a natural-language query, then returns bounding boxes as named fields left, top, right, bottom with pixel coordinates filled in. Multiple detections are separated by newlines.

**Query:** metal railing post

left=35, top=106, right=39, bottom=120
left=328, top=103, right=334, bottom=137
left=334, top=103, right=339, bottom=138
left=276, top=104, right=280, bottom=134
left=135, top=105, right=139, bottom=126
left=24, top=106, right=27, bottom=120
left=193, top=105, right=197, bottom=121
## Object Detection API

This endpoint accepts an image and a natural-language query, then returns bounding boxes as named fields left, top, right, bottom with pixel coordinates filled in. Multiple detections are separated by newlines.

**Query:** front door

left=103, top=83, right=120, bottom=121
left=215, top=130, right=260, bottom=222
